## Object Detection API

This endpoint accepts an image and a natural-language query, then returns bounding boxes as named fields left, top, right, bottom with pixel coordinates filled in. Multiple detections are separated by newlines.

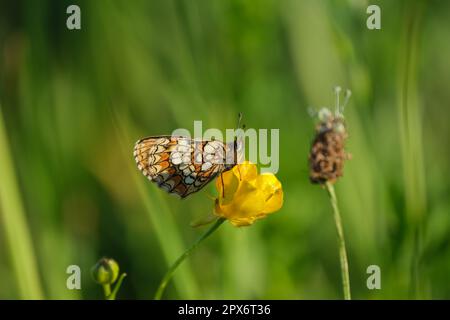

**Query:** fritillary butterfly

left=134, top=135, right=242, bottom=198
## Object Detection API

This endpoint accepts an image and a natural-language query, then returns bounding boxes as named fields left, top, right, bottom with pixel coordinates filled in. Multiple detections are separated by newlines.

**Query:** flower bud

left=91, top=257, right=119, bottom=285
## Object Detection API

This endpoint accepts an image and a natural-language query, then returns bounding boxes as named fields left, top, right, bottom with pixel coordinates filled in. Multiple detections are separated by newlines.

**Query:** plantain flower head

left=309, top=87, right=351, bottom=184
left=214, top=161, right=283, bottom=227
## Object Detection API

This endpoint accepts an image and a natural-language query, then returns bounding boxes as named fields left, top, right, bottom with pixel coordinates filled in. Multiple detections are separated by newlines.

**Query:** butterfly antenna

left=237, top=112, right=243, bottom=129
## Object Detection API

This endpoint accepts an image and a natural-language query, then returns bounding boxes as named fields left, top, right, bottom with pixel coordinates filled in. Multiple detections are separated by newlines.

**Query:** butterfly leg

left=220, top=172, right=225, bottom=198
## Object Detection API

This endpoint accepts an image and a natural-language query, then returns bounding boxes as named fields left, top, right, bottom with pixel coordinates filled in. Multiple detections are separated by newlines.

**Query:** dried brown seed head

left=309, top=114, right=349, bottom=184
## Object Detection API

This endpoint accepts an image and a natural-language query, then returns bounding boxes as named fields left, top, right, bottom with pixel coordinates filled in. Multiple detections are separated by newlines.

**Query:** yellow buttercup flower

left=214, top=161, right=283, bottom=227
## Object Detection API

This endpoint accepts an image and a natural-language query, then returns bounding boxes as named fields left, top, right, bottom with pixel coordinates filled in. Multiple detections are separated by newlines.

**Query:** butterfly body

left=134, top=135, right=241, bottom=198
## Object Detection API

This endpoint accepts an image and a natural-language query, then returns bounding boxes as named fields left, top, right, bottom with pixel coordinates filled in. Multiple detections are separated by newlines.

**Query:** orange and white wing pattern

left=134, top=136, right=233, bottom=198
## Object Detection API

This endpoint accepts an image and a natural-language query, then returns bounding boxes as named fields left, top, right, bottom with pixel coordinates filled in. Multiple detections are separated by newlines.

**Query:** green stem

left=325, top=182, right=351, bottom=300
left=107, top=273, right=127, bottom=300
left=154, top=217, right=226, bottom=300
left=103, top=284, right=111, bottom=298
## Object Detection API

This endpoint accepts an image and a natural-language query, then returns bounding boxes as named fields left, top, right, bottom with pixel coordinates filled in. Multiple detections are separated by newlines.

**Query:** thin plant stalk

left=103, top=284, right=111, bottom=298
left=154, top=217, right=226, bottom=300
left=325, top=182, right=351, bottom=300
left=107, top=273, right=127, bottom=300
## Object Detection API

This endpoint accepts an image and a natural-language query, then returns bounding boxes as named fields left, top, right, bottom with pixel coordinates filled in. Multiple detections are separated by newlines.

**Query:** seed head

left=308, top=87, right=351, bottom=185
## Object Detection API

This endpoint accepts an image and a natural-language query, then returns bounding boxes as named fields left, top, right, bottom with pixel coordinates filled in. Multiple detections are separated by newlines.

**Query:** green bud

left=91, top=257, right=120, bottom=285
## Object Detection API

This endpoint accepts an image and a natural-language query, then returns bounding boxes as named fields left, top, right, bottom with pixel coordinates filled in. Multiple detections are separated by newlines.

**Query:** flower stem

left=325, top=182, right=351, bottom=300
left=107, top=273, right=127, bottom=300
left=154, top=217, right=226, bottom=300
left=103, top=284, right=111, bottom=298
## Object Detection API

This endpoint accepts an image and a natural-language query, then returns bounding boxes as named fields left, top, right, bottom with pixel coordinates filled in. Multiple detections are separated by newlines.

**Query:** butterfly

left=134, top=116, right=244, bottom=198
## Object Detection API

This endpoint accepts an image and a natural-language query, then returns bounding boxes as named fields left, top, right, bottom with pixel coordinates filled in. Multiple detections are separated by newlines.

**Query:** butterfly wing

left=134, top=136, right=230, bottom=198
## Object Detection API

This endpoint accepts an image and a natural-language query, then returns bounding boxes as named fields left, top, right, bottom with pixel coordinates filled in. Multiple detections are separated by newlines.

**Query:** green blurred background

left=0, top=0, right=449, bottom=299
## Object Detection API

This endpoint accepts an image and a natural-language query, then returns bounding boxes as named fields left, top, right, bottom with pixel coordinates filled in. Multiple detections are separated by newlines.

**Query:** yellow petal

left=215, top=170, right=239, bottom=205
left=232, top=161, right=257, bottom=181
left=256, top=173, right=283, bottom=214
left=216, top=183, right=266, bottom=223
left=229, top=217, right=257, bottom=227
left=263, top=188, right=283, bottom=214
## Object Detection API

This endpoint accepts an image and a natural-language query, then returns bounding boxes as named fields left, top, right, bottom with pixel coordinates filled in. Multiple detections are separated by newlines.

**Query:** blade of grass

left=397, top=0, right=428, bottom=299
left=0, top=105, right=43, bottom=299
